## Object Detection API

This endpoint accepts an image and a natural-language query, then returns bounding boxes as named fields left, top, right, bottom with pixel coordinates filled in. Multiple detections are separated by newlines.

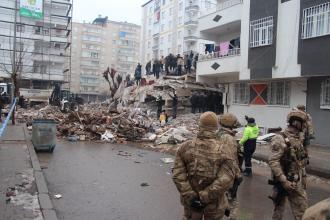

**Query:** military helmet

left=219, top=113, right=239, bottom=128
left=199, top=111, right=219, bottom=131
left=287, top=110, right=308, bottom=124
left=296, top=104, right=306, bottom=111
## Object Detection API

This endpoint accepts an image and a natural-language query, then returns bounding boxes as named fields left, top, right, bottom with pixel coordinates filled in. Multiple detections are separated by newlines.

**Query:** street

left=38, top=141, right=330, bottom=220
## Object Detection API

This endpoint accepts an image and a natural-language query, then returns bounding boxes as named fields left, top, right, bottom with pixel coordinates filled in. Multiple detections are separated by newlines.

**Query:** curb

left=23, top=127, right=59, bottom=220
left=253, top=152, right=330, bottom=179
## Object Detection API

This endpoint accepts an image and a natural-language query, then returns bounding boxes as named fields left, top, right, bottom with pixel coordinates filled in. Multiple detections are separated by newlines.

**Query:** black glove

left=225, top=209, right=231, bottom=217
left=190, top=197, right=204, bottom=212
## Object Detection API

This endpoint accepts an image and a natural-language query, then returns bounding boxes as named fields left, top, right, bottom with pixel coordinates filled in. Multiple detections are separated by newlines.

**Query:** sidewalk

left=254, top=143, right=330, bottom=179
left=0, top=125, right=57, bottom=220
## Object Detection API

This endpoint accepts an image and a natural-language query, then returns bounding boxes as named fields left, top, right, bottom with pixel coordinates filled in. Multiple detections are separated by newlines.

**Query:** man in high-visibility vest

left=239, top=117, right=260, bottom=177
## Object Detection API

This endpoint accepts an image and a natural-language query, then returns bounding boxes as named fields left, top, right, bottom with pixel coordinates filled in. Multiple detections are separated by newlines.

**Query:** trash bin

left=32, top=119, right=57, bottom=152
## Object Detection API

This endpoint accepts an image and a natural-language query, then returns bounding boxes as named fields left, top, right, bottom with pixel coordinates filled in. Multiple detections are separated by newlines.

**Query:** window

left=233, top=83, right=250, bottom=104
left=178, top=31, right=182, bottom=39
left=90, top=52, right=99, bottom=58
left=250, top=16, right=273, bottom=47
left=179, top=2, right=183, bottom=11
left=178, top=16, right=183, bottom=25
left=268, top=81, right=290, bottom=106
left=302, top=3, right=330, bottom=39
left=168, top=34, right=172, bottom=42
left=17, top=25, right=25, bottom=33
left=170, top=7, right=173, bottom=15
left=321, top=78, right=330, bottom=109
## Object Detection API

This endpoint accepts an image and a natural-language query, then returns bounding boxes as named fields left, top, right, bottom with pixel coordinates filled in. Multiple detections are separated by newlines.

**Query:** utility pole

left=11, top=0, right=17, bottom=125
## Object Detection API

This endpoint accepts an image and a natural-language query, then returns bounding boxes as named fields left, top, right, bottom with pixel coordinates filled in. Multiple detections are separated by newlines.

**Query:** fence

left=0, top=97, right=18, bottom=138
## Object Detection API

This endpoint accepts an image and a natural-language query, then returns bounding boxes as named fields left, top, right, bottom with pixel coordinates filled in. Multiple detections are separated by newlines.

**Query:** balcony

left=185, top=4, right=199, bottom=12
left=199, top=0, right=243, bottom=34
left=184, top=34, right=199, bottom=42
left=184, top=18, right=198, bottom=27
left=197, top=48, right=240, bottom=77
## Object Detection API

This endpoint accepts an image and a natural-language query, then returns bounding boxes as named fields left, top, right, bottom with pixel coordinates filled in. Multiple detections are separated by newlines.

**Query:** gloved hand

left=190, top=197, right=204, bottom=212
left=282, top=180, right=296, bottom=193
left=302, top=176, right=307, bottom=190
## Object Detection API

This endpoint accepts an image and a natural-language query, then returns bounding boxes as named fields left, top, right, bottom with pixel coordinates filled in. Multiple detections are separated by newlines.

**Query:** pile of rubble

left=16, top=103, right=200, bottom=146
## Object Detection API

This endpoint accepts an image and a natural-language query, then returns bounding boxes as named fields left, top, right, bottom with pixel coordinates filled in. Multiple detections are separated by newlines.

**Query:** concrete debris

left=160, top=158, right=175, bottom=164
left=54, top=194, right=62, bottom=199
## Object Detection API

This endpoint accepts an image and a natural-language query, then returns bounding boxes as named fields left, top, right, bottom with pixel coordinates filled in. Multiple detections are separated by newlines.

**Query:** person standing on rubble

left=173, top=112, right=237, bottom=220
left=156, top=95, right=164, bottom=119
left=165, top=55, right=170, bottom=74
left=160, top=56, right=165, bottom=73
left=177, top=54, right=184, bottom=76
left=190, top=91, right=197, bottom=114
left=239, top=117, right=260, bottom=177
left=153, top=59, right=161, bottom=79
left=146, top=61, right=151, bottom=75
left=135, top=63, right=142, bottom=86
left=169, top=91, right=178, bottom=119
left=193, top=54, right=199, bottom=71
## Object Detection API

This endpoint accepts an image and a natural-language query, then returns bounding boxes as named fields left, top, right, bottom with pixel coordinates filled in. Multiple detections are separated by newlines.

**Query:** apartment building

left=196, top=0, right=330, bottom=146
left=71, top=17, right=140, bottom=102
left=0, top=0, right=72, bottom=100
left=140, top=0, right=212, bottom=72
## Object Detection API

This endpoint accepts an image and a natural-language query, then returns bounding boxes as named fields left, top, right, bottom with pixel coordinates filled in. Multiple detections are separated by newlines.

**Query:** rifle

left=268, top=176, right=295, bottom=206
left=229, top=176, right=243, bottom=199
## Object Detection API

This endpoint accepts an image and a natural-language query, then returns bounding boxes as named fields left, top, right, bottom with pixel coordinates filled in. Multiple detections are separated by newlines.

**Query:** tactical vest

left=280, top=132, right=307, bottom=180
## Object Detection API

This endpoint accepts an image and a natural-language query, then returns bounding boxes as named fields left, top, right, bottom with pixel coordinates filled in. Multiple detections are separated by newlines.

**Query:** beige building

left=71, top=16, right=140, bottom=101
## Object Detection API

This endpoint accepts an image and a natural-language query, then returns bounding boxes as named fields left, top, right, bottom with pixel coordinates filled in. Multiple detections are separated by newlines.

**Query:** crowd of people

left=171, top=105, right=317, bottom=220
left=134, top=51, right=199, bottom=84
left=190, top=91, right=223, bottom=114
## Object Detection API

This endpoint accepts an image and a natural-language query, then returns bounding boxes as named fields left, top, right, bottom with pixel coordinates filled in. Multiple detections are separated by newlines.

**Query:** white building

left=0, top=0, right=72, bottom=100
left=196, top=0, right=330, bottom=146
left=140, top=0, right=212, bottom=72
left=71, top=17, right=141, bottom=102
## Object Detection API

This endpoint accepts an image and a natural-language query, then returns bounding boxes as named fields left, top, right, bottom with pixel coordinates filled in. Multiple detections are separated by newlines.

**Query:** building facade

left=196, top=0, right=330, bottom=146
left=71, top=17, right=140, bottom=101
left=0, top=0, right=72, bottom=100
left=140, top=0, right=213, bottom=72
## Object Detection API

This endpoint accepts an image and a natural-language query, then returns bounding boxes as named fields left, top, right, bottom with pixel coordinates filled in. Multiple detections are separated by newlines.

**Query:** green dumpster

left=32, top=119, right=57, bottom=152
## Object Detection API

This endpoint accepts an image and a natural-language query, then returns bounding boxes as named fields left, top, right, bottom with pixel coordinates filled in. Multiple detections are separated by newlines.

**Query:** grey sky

left=73, top=0, right=147, bottom=25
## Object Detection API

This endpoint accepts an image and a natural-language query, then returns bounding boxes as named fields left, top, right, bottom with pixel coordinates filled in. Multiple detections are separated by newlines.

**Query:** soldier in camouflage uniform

left=217, top=113, right=242, bottom=220
left=172, top=112, right=237, bottom=220
left=296, top=105, right=315, bottom=147
left=269, top=110, right=309, bottom=220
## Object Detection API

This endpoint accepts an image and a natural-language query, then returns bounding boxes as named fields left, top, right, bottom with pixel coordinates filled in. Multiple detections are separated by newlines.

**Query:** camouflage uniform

left=269, top=124, right=308, bottom=220
left=172, top=112, right=237, bottom=220
left=302, top=198, right=330, bottom=220
left=217, top=113, right=242, bottom=220
left=217, top=127, right=241, bottom=220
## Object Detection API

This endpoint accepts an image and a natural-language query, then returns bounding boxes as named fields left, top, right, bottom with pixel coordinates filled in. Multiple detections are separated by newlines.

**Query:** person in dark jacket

left=193, top=54, right=199, bottom=71
left=156, top=95, right=164, bottom=118
left=190, top=91, right=197, bottom=114
left=169, top=91, right=178, bottom=119
left=153, top=60, right=161, bottom=79
left=135, top=63, right=142, bottom=86
left=145, top=61, right=151, bottom=75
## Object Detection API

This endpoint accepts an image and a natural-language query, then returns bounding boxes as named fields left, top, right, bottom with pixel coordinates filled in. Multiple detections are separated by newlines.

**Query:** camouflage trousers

left=227, top=194, right=239, bottom=220
left=272, top=184, right=308, bottom=220
left=183, top=204, right=226, bottom=220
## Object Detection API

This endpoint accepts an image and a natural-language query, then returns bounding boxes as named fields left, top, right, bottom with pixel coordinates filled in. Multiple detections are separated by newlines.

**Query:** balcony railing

left=200, top=0, right=243, bottom=17
left=199, top=48, right=240, bottom=61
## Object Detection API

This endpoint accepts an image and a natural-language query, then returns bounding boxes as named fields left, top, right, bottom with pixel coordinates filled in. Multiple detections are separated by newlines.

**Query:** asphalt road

left=38, top=141, right=330, bottom=220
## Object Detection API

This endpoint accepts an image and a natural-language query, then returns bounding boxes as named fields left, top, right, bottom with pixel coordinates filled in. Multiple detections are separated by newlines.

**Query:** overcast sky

left=73, top=0, right=147, bottom=25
